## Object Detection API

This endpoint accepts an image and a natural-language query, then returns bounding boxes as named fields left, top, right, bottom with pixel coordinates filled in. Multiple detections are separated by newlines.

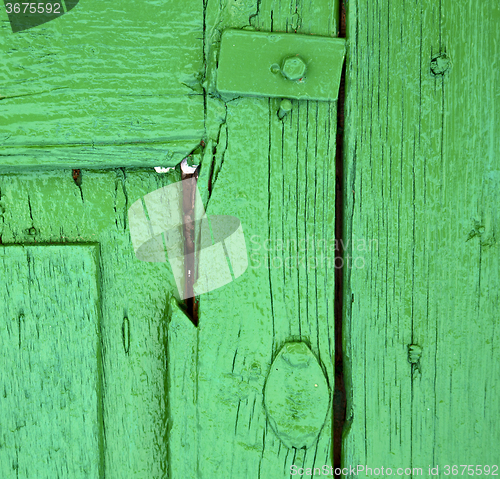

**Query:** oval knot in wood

left=264, top=342, right=330, bottom=449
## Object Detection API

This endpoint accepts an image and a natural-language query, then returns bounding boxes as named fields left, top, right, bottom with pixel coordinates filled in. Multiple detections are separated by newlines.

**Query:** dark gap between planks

left=333, top=0, right=347, bottom=476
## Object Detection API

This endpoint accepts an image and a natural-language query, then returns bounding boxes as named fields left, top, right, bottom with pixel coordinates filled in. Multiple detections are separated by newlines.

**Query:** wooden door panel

left=0, top=170, right=185, bottom=478
left=190, top=97, right=338, bottom=477
left=1, top=0, right=345, bottom=474
left=0, top=244, right=102, bottom=478
left=6, top=0, right=496, bottom=476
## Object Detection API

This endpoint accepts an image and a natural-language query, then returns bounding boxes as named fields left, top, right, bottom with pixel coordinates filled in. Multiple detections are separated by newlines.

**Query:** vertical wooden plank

left=342, top=0, right=418, bottom=469
left=413, top=0, right=500, bottom=468
left=166, top=300, right=198, bottom=478
left=0, top=245, right=102, bottom=478
left=343, top=0, right=500, bottom=473
left=188, top=0, right=339, bottom=476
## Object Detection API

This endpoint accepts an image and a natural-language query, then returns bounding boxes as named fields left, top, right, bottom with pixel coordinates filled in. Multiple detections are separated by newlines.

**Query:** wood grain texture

left=343, top=0, right=500, bottom=473
left=197, top=99, right=338, bottom=478
left=0, top=0, right=204, bottom=169
left=166, top=0, right=340, bottom=476
left=0, top=169, right=184, bottom=478
left=0, top=244, right=102, bottom=478
left=166, top=299, right=198, bottom=479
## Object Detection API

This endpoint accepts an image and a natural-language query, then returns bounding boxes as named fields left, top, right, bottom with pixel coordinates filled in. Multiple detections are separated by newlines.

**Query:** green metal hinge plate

left=216, top=29, right=346, bottom=102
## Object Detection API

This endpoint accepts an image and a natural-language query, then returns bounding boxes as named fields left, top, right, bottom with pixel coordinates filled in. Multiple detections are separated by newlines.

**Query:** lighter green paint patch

left=264, top=342, right=330, bottom=449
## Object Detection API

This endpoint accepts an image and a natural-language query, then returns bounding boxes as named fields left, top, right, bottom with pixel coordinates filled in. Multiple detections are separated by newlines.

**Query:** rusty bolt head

left=281, top=56, right=307, bottom=81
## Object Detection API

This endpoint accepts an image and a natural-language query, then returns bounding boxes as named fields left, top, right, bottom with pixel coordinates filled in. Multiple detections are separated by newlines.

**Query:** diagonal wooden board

left=343, top=0, right=500, bottom=474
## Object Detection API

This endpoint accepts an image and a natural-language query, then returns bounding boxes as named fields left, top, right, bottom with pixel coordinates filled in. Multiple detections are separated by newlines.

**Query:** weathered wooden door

left=1, top=0, right=499, bottom=478
left=1, top=0, right=340, bottom=477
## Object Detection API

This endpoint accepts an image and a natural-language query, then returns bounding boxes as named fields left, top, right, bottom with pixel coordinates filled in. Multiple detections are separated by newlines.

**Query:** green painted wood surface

left=0, top=244, right=103, bottom=477
left=166, top=0, right=340, bottom=477
left=216, top=29, right=345, bottom=101
left=0, top=0, right=204, bottom=170
left=1, top=0, right=343, bottom=476
left=4, top=0, right=496, bottom=476
left=0, top=169, right=186, bottom=477
left=193, top=99, right=338, bottom=477
left=343, top=0, right=500, bottom=474
left=165, top=301, right=198, bottom=479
